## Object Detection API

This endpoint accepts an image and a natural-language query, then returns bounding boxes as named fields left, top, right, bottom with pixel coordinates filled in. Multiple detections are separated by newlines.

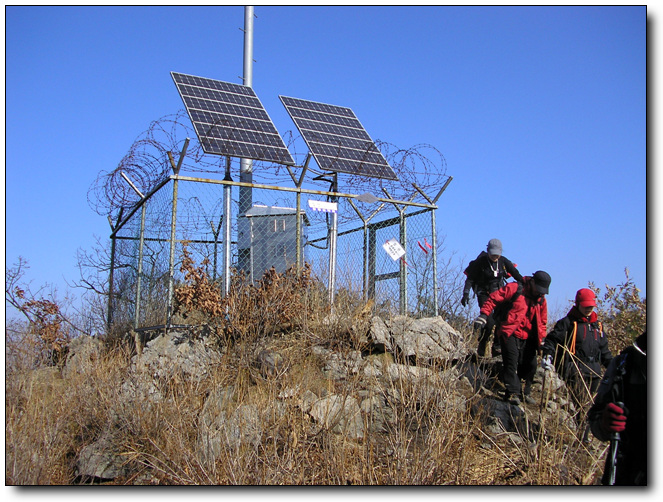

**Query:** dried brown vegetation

left=5, top=257, right=645, bottom=485
left=589, top=268, right=646, bottom=353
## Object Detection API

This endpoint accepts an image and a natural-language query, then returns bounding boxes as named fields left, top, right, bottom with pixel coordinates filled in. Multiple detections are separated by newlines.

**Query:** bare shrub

left=589, top=268, right=646, bottom=353
left=173, top=242, right=317, bottom=346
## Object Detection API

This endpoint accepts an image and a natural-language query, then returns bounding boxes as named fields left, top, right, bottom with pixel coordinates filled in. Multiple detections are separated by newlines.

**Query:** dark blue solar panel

left=279, top=96, right=397, bottom=180
left=172, top=72, right=294, bottom=165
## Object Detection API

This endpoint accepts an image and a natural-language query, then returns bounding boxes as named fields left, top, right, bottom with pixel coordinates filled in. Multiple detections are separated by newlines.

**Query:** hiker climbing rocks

left=461, top=239, right=524, bottom=357
left=474, top=271, right=550, bottom=405
left=542, top=288, right=613, bottom=442
left=588, top=331, right=646, bottom=485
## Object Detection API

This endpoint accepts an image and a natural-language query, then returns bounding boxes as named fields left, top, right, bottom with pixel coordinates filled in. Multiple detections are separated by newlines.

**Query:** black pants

left=477, top=294, right=497, bottom=350
left=500, top=333, right=539, bottom=397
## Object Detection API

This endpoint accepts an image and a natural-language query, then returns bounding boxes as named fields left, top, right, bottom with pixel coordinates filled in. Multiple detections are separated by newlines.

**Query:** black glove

left=461, top=292, right=470, bottom=307
left=473, top=314, right=488, bottom=329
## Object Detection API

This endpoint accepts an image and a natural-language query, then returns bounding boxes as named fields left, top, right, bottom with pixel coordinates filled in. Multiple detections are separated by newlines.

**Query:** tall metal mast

left=240, top=6, right=254, bottom=198
left=237, top=5, right=255, bottom=276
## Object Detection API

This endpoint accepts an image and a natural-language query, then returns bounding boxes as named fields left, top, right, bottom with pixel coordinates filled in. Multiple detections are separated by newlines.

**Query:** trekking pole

left=606, top=400, right=624, bottom=486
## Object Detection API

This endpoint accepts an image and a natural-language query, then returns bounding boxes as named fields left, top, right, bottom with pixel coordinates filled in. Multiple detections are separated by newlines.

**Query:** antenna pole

left=240, top=6, right=254, bottom=186
left=328, top=173, right=339, bottom=307
left=238, top=5, right=255, bottom=275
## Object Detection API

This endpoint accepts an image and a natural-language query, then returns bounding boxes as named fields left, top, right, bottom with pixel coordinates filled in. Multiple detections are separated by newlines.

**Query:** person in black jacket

left=588, top=331, right=646, bottom=485
left=461, top=238, right=523, bottom=357
left=541, top=288, right=613, bottom=441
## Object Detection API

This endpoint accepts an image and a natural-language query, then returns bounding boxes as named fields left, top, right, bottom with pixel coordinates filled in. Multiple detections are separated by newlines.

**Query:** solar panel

left=172, top=72, right=294, bottom=165
left=279, top=96, right=398, bottom=181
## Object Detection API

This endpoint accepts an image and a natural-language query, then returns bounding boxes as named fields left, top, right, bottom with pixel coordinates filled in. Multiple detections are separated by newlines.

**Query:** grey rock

left=309, top=394, right=364, bottom=440
left=369, top=316, right=393, bottom=352
left=76, top=429, right=127, bottom=481
left=134, top=331, right=222, bottom=383
left=387, top=316, right=468, bottom=362
left=63, top=336, right=104, bottom=379
left=257, top=349, right=284, bottom=378
left=313, top=346, right=363, bottom=381
left=360, top=395, right=395, bottom=433
left=197, top=387, right=262, bottom=464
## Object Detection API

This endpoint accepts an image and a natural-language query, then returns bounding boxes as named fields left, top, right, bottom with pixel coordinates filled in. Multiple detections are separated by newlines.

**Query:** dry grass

left=6, top=260, right=638, bottom=485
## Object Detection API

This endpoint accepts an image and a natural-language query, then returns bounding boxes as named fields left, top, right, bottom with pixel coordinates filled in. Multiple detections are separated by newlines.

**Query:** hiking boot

left=505, top=394, right=521, bottom=406
left=522, top=394, right=536, bottom=405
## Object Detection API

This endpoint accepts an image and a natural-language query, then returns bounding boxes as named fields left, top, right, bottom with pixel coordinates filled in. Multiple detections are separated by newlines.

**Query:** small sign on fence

left=308, top=200, right=338, bottom=213
left=383, top=238, right=406, bottom=261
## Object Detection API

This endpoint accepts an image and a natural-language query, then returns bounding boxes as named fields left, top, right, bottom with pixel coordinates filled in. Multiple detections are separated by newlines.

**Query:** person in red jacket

left=474, top=271, right=551, bottom=405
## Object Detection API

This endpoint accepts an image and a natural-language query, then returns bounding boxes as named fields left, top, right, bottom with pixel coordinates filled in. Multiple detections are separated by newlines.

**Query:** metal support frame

left=106, top=208, right=123, bottom=331
left=382, top=188, right=416, bottom=315
left=237, top=6, right=255, bottom=275
left=223, top=157, right=233, bottom=296
left=165, top=140, right=188, bottom=326
left=328, top=172, right=339, bottom=306
left=118, top=170, right=149, bottom=330
left=133, top=204, right=147, bottom=329
left=109, top=170, right=448, bottom=331
left=413, top=177, right=452, bottom=316
left=347, top=198, right=385, bottom=301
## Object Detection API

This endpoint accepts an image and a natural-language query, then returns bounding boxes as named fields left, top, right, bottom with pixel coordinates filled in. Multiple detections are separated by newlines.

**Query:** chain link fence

left=109, top=174, right=443, bottom=330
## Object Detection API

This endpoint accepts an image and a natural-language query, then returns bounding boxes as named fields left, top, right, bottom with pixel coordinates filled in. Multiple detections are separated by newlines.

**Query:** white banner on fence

left=383, top=238, right=406, bottom=261
left=308, top=199, right=338, bottom=213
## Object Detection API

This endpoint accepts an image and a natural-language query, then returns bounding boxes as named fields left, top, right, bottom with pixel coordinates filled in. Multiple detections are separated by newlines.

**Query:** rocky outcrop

left=63, top=316, right=576, bottom=484
left=383, top=315, right=468, bottom=363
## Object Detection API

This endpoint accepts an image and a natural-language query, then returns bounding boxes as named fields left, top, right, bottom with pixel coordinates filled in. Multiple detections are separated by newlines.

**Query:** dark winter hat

left=532, top=271, right=551, bottom=295
left=575, top=288, right=597, bottom=307
left=487, top=238, right=503, bottom=256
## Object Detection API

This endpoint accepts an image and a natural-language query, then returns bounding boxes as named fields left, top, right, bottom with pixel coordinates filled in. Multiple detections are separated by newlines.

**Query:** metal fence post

left=134, top=204, right=147, bottom=329
left=430, top=208, right=439, bottom=317
left=106, top=208, right=123, bottom=332
left=223, top=157, right=233, bottom=296
left=166, top=139, right=189, bottom=325
left=430, top=177, right=452, bottom=317
left=399, top=209, right=407, bottom=315
left=167, top=176, right=179, bottom=325
left=328, top=173, right=339, bottom=306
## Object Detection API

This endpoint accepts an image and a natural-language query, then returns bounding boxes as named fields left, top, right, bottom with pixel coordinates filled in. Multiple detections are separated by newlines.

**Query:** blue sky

left=4, top=5, right=647, bottom=318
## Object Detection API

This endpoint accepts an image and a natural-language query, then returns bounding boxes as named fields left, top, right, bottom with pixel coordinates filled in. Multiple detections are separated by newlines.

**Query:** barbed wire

left=89, top=112, right=450, bottom=223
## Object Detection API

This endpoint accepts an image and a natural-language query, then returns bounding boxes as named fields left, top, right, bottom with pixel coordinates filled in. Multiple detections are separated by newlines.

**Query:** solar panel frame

left=172, top=72, right=295, bottom=166
left=280, top=96, right=398, bottom=181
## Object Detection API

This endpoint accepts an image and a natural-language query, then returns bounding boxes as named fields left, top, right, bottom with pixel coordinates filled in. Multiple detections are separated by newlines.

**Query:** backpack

left=568, top=320, right=603, bottom=355
left=492, top=282, right=523, bottom=327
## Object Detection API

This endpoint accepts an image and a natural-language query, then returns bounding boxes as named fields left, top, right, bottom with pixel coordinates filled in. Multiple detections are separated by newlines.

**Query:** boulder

left=385, top=316, right=468, bottom=363
left=360, top=394, right=396, bottom=433
left=197, top=386, right=263, bottom=463
left=63, top=335, right=104, bottom=379
left=75, top=429, right=127, bottom=482
left=257, top=349, right=284, bottom=378
left=369, top=316, right=393, bottom=352
left=308, top=394, right=364, bottom=440
left=472, top=396, right=533, bottom=439
left=132, top=331, right=222, bottom=383
left=313, top=346, right=363, bottom=381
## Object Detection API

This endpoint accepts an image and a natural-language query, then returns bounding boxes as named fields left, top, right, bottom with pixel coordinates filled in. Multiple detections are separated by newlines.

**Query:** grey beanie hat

left=487, top=238, right=503, bottom=256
